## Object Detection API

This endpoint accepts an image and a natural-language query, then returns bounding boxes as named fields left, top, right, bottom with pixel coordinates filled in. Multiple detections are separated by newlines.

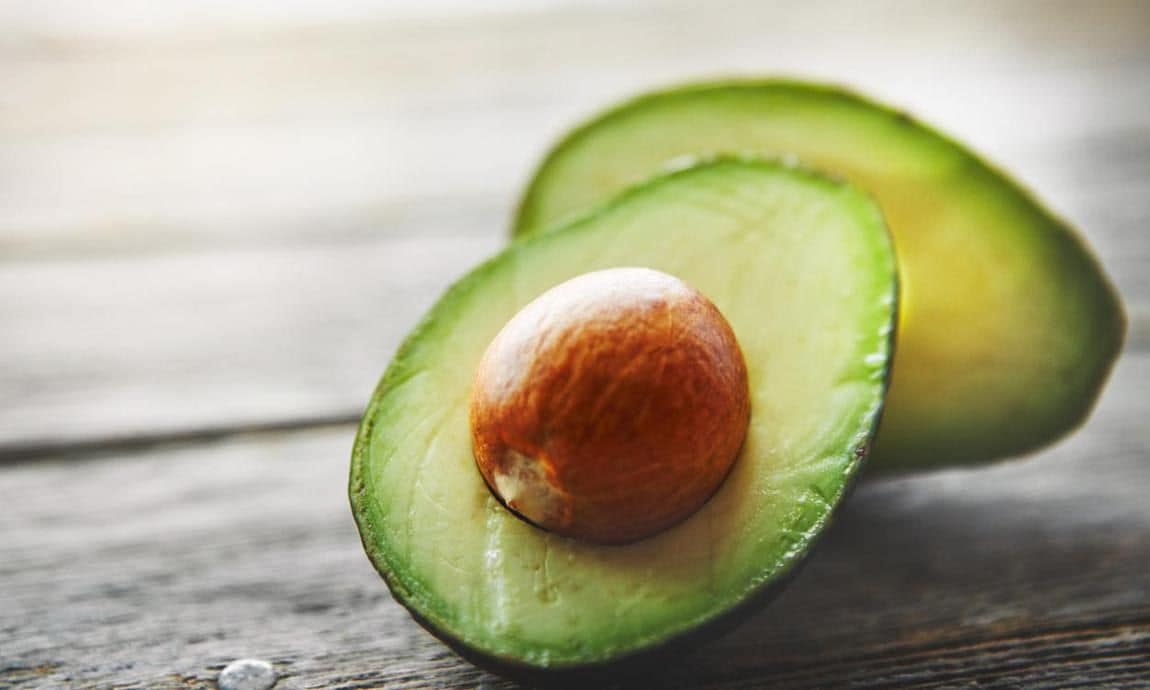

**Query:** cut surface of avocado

left=351, top=159, right=897, bottom=671
left=515, top=79, right=1125, bottom=471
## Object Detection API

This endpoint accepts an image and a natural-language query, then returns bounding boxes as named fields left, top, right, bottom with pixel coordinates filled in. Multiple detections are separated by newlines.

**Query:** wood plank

left=0, top=102, right=1146, bottom=455
left=2, top=352, right=1147, bottom=688
left=0, top=230, right=501, bottom=455
left=0, top=189, right=1145, bottom=457
left=1, top=0, right=1147, bottom=452
left=2, top=206, right=1144, bottom=458
left=2, top=0, right=1148, bottom=253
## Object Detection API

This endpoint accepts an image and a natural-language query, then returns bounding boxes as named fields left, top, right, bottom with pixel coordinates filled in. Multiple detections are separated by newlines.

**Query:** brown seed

left=470, top=267, right=750, bottom=544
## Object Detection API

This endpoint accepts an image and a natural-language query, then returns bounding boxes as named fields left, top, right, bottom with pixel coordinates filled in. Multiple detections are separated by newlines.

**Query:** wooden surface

left=2, top=1, right=1148, bottom=688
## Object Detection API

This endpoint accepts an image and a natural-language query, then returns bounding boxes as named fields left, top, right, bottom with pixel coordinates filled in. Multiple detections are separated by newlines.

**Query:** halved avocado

left=351, top=159, right=897, bottom=673
left=514, top=79, right=1125, bottom=472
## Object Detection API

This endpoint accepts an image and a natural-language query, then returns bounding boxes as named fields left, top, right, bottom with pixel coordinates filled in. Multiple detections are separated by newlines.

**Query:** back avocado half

left=351, top=159, right=898, bottom=672
left=514, top=79, right=1125, bottom=472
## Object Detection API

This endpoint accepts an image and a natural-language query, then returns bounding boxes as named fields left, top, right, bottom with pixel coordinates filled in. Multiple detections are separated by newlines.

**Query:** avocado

left=514, top=79, right=1125, bottom=472
left=351, top=159, right=897, bottom=672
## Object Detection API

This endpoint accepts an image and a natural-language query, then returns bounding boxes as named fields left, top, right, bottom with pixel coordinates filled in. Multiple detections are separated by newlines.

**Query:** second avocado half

left=515, top=79, right=1125, bottom=472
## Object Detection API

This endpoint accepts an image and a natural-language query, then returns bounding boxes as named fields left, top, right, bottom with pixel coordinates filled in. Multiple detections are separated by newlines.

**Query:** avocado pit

left=469, top=267, right=750, bottom=544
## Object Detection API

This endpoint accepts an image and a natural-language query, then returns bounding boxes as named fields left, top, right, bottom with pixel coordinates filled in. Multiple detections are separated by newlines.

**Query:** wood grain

left=0, top=231, right=498, bottom=456
left=2, top=2, right=1149, bottom=688
left=2, top=353, right=1147, bottom=688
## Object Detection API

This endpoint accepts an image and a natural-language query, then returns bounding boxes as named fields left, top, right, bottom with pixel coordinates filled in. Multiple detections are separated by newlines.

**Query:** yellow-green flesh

left=351, top=160, right=897, bottom=668
left=516, top=80, right=1125, bottom=471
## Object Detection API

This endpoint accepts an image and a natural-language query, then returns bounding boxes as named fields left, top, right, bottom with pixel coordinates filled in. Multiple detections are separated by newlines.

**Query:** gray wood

left=1, top=0, right=1148, bottom=453
left=2, top=352, right=1147, bottom=689
left=0, top=231, right=499, bottom=457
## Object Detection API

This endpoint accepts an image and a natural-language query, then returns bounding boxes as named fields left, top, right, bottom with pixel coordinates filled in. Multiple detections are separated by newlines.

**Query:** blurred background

left=2, top=2, right=1148, bottom=688
left=3, top=0, right=1147, bottom=454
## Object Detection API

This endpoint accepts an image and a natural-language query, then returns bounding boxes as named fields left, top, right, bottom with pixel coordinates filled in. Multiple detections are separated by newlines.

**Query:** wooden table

left=3, top=2, right=1148, bottom=687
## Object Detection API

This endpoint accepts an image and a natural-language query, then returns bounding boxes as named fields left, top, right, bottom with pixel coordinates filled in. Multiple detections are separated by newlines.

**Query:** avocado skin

left=513, top=78, right=1126, bottom=473
left=350, top=159, right=899, bottom=676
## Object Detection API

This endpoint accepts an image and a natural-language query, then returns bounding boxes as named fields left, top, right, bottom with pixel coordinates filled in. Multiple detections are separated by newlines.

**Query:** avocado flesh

left=515, top=79, right=1125, bottom=472
left=351, top=160, right=897, bottom=670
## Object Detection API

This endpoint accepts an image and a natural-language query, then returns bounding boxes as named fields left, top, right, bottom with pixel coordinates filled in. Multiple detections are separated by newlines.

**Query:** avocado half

left=351, top=159, right=897, bottom=673
left=514, top=79, right=1126, bottom=472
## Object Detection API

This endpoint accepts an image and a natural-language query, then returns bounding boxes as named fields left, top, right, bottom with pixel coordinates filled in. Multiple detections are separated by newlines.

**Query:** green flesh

left=351, top=160, right=897, bottom=670
left=515, top=79, right=1125, bottom=471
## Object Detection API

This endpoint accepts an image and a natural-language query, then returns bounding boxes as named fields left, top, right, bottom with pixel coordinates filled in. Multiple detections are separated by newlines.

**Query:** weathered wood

left=2, top=353, right=1147, bottom=689
left=1, top=0, right=1148, bottom=454
left=2, top=3, right=1149, bottom=687
left=3, top=217, right=1143, bottom=461
left=3, top=0, right=1148, bottom=265
left=0, top=232, right=499, bottom=456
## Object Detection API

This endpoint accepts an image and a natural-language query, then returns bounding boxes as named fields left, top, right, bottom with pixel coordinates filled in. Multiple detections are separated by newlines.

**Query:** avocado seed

left=469, top=267, right=750, bottom=544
